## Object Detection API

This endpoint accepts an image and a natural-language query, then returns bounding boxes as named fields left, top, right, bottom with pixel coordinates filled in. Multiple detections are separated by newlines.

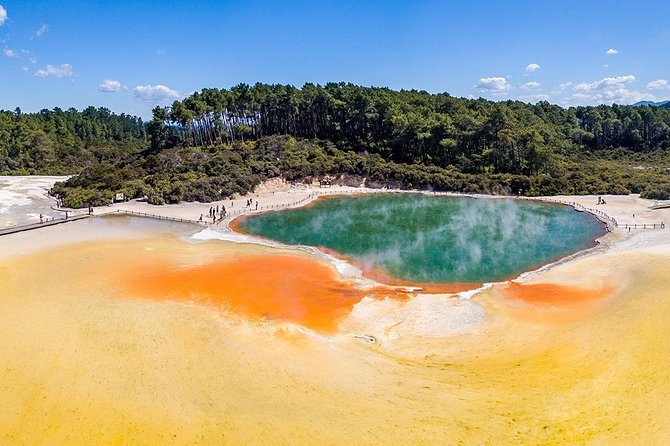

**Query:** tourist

left=39, top=213, right=43, bottom=223
left=256, top=201, right=259, bottom=210
left=199, top=214, right=203, bottom=222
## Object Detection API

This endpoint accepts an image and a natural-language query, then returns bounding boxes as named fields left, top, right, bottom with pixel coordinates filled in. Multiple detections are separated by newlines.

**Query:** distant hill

left=634, top=100, right=670, bottom=107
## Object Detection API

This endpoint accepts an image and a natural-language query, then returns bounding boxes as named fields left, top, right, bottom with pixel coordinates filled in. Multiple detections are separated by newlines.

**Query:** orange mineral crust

left=497, top=281, right=614, bottom=323
left=122, top=253, right=407, bottom=332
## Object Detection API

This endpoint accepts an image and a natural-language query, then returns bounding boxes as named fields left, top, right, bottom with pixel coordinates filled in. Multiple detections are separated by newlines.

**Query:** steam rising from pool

left=239, top=194, right=606, bottom=284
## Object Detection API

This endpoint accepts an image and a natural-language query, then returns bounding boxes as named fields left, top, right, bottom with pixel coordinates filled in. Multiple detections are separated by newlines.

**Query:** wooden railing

left=620, top=223, right=665, bottom=230
left=115, top=209, right=207, bottom=225
left=528, top=197, right=620, bottom=229
left=532, top=198, right=665, bottom=231
left=0, top=214, right=89, bottom=236
left=224, top=193, right=317, bottom=217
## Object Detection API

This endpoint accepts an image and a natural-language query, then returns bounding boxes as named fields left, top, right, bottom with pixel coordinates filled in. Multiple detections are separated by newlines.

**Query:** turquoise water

left=239, top=194, right=606, bottom=284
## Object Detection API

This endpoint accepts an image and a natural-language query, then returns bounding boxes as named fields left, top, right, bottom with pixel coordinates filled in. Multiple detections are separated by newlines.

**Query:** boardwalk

left=115, top=209, right=206, bottom=225
left=0, top=214, right=90, bottom=237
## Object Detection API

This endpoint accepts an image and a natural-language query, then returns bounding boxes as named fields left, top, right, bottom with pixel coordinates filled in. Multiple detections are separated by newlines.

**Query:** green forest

left=3, top=83, right=670, bottom=208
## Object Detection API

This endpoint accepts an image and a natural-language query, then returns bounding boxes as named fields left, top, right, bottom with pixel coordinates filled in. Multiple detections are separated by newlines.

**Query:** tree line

left=152, top=83, right=670, bottom=175
left=0, top=106, right=146, bottom=174
left=3, top=84, right=670, bottom=207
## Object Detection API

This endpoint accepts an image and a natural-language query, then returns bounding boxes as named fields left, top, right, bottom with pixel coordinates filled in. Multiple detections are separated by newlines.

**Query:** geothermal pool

left=2, top=195, right=670, bottom=443
left=238, top=194, right=606, bottom=283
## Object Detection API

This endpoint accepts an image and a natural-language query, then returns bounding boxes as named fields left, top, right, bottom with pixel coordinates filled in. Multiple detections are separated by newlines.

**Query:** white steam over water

left=239, top=193, right=604, bottom=283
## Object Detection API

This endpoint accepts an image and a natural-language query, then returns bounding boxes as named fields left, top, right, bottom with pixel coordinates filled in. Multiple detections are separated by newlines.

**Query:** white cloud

left=4, top=48, right=35, bottom=62
left=132, top=84, right=180, bottom=102
left=474, top=77, right=511, bottom=94
left=98, top=79, right=126, bottom=92
left=520, top=94, right=550, bottom=103
left=34, top=24, right=48, bottom=38
left=525, top=63, right=540, bottom=73
left=559, top=82, right=572, bottom=90
left=521, top=81, right=541, bottom=90
left=0, top=5, right=7, bottom=26
left=606, top=48, right=619, bottom=55
left=573, top=75, right=635, bottom=92
left=20, top=65, right=28, bottom=72
left=34, top=63, right=74, bottom=78
left=564, top=74, right=654, bottom=105
left=647, top=79, right=669, bottom=90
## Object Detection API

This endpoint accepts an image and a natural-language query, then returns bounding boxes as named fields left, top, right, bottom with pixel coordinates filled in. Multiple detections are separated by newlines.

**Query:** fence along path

left=120, top=191, right=667, bottom=231
left=114, top=209, right=206, bottom=225
left=535, top=197, right=665, bottom=230
left=0, top=214, right=90, bottom=237
left=3, top=190, right=663, bottom=235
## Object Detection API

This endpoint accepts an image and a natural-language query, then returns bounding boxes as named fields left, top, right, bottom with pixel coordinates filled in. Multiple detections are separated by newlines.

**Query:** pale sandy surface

left=3, top=180, right=670, bottom=444
left=0, top=176, right=67, bottom=227
left=93, top=179, right=377, bottom=224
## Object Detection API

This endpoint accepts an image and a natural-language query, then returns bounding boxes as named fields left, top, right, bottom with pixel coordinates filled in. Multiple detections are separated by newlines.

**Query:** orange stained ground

left=498, top=281, right=614, bottom=324
left=500, top=282, right=612, bottom=305
left=123, top=253, right=408, bottom=333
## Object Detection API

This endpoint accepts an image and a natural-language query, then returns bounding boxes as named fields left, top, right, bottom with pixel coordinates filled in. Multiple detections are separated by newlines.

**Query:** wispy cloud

left=520, top=94, right=550, bottom=103
left=0, top=5, right=7, bottom=26
left=565, top=74, right=654, bottom=105
left=33, top=24, right=48, bottom=38
left=3, top=47, right=15, bottom=57
left=606, top=48, right=619, bottom=55
left=574, top=75, right=635, bottom=92
left=35, top=63, right=74, bottom=78
left=647, top=79, right=669, bottom=90
left=521, top=81, right=541, bottom=90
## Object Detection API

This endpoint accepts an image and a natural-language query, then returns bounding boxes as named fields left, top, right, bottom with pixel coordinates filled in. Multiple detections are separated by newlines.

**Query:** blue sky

left=1, top=0, right=669, bottom=119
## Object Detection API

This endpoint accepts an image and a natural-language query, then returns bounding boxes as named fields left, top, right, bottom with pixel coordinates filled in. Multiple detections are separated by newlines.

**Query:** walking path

left=0, top=214, right=90, bottom=237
